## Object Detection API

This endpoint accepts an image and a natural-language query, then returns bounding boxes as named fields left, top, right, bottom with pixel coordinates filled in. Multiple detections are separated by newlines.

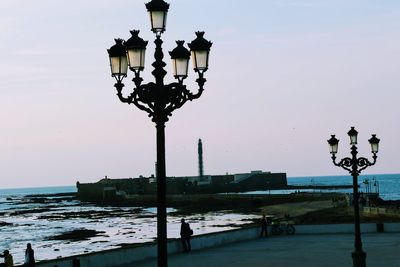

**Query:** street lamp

left=327, top=127, right=380, bottom=267
left=107, top=1, right=211, bottom=266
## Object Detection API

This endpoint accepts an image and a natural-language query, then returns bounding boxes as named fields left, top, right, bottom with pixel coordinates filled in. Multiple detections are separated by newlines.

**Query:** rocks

left=47, top=229, right=106, bottom=241
left=37, top=208, right=143, bottom=220
left=10, top=208, right=52, bottom=216
left=0, top=221, right=13, bottom=227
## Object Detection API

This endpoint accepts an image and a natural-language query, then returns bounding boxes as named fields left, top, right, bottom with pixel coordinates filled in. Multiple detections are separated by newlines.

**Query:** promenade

left=128, top=233, right=400, bottom=267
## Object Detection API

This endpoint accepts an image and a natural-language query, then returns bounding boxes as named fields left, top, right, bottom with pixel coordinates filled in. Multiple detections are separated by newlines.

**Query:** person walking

left=0, top=250, right=14, bottom=267
left=24, top=243, right=35, bottom=267
left=260, top=213, right=268, bottom=237
left=180, top=218, right=192, bottom=252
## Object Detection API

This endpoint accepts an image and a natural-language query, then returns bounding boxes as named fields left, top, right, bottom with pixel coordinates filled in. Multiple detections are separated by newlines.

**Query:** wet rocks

left=46, top=229, right=106, bottom=242
left=0, top=221, right=13, bottom=227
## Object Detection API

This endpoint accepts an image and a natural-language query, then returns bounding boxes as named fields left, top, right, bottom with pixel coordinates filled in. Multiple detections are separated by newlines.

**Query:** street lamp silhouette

left=107, top=1, right=212, bottom=266
left=327, top=127, right=380, bottom=267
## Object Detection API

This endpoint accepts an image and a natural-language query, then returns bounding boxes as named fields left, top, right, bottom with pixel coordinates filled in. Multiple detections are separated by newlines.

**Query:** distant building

left=77, top=140, right=287, bottom=202
left=76, top=171, right=287, bottom=202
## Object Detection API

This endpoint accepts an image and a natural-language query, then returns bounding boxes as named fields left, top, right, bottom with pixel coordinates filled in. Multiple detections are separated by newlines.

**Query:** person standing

left=0, top=250, right=14, bottom=267
left=260, top=213, right=268, bottom=237
left=24, top=243, right=35, bottom=267
left=180, top=218, right=192, bottom=252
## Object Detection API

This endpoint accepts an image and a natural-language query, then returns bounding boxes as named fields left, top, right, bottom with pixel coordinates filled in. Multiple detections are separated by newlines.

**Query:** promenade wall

left=31, top=223, right=400, bottom=267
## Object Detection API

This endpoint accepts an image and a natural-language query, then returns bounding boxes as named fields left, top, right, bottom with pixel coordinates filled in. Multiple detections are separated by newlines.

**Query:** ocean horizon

left=1, top=173, right=399, bottom=200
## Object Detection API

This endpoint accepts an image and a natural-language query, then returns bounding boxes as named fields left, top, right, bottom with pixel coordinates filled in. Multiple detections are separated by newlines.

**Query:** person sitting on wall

left=0, top=250, right=14, bottom=267
left=180, top=218, right=193, bottom=252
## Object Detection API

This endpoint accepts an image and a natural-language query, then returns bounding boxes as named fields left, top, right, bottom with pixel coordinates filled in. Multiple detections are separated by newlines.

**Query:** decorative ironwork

left=331, top=146, right=377, bottom=175
left=113, top=36, right=206, bottom=124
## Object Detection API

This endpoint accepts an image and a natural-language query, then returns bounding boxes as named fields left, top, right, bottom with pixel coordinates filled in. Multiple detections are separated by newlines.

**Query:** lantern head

left=327, top=135, right=339, bottom=154
left=125, top=30, right=148, bottom=71
left=188, top=31, right=212, bottom=72
left=145, top=0, right=169, bottom=35
left=107, top=39, right=128, bottom=81
left=169, top=41, right=190, bottom=80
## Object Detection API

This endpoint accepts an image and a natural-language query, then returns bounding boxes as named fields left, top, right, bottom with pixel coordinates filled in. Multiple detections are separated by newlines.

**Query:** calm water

left=287, top=173, right=400, bottom=200
left=240, top=174, right=400, bottom=200
left=0, top=185, right=76, bottom=196
left=0, top=174, right=399, bottom=264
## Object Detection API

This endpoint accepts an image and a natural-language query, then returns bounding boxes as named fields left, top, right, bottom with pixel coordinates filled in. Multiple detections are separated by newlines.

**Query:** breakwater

left=77, top=192, right=341, bottom=208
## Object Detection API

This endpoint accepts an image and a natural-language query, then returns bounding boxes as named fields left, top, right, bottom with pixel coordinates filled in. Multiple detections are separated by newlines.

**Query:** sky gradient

left=1, top=0, right=399, bottom=188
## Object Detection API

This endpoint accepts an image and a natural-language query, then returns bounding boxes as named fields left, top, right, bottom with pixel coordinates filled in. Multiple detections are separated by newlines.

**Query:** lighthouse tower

left=198, top=139, right=204, bottom=178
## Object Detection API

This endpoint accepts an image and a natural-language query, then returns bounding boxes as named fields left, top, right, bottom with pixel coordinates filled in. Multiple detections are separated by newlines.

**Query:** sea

left=0, top=173, right=399, bottom=264
left=278, top=173, right=399, bottom=200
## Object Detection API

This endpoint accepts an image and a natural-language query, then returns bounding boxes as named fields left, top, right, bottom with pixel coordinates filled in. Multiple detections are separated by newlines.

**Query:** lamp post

left=107, top=1, right=212, bottom=266
left=327, top=127, right=380, bottom=267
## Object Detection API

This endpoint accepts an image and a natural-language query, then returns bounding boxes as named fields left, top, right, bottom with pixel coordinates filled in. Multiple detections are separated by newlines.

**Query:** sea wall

left=363, top=206, right=400, bottom=217
left=32, top=227, right=260, bottom=267
left=28, top=222, right=400, bottom=267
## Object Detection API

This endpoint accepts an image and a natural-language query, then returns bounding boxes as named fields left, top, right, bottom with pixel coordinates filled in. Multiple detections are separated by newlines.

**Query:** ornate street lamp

left=107, top=1, right=211, bottom=266
left=328, top=127, right=380, bottom=267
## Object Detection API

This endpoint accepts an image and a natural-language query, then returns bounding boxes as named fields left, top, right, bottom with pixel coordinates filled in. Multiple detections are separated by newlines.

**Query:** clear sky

left=1, top=0, right=399, bottom=188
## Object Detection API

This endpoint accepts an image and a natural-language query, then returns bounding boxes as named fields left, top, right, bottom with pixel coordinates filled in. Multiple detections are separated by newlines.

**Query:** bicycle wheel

left=271, top=226, right=281, bottom=235
left=286, top=225, right=295, bottom=235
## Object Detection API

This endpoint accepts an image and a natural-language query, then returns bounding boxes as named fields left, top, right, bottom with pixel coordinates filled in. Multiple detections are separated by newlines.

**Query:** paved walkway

left=127, top=233, right=400, bottom=267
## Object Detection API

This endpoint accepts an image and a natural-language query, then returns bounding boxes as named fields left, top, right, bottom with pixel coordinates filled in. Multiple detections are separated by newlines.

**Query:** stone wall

left=27, top=223, right=400, bottom=267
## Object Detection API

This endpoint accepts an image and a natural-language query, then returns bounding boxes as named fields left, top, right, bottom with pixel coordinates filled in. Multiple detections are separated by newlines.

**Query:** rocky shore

left=3, top=190, right=400, bottom=265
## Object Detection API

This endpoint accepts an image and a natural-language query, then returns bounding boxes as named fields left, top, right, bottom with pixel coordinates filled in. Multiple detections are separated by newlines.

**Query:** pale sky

left=1, top=0, right=399, bottom=188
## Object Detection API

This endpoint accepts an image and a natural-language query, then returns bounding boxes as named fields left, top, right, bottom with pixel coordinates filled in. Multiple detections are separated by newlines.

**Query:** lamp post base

left=352, top=250, right=366, bottom=267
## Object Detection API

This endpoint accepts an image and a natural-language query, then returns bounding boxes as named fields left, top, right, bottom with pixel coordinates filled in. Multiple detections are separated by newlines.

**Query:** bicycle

left=271, top=220, right=295, bottom=235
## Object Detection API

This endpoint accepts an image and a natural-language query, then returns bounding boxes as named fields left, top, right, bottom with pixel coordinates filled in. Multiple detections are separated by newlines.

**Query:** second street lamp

left=327, top=127, right=380, bottom=267
left=107, top=1, right=212, bottom=266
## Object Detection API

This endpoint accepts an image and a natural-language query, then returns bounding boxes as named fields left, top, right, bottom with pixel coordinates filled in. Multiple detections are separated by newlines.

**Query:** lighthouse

left=198, top=139, right=204, bottom=178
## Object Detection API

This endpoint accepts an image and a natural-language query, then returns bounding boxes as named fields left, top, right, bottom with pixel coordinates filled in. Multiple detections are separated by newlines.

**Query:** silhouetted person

left=24, top=243, right=35, bottom=267
left=260, top=213, right=268, bottom=237
left=0, top=250, right=14, bottom=267
left=72, top=258, right=80, bottom=267
left=180, top=218, right=192, bottom=252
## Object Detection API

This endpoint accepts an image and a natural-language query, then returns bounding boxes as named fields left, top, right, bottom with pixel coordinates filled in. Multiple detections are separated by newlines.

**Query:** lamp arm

left=163, top=83, right=189, bottom=118
left=131, top=96, right=155, bottom=118
left=332, top=155, right=353, bottom=173
left=131, top=69, right=144, bottom=89
left=114, top=81, right=134, bottom=103
left=357, top=154, right=377, bottom=173
left=163, top=72, right=207, bottom=118
left=188, top=71, right=206, bottom=100
left=130, top=83, right=156, bottom=118
left=125, top=71, right=156, bottom=117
